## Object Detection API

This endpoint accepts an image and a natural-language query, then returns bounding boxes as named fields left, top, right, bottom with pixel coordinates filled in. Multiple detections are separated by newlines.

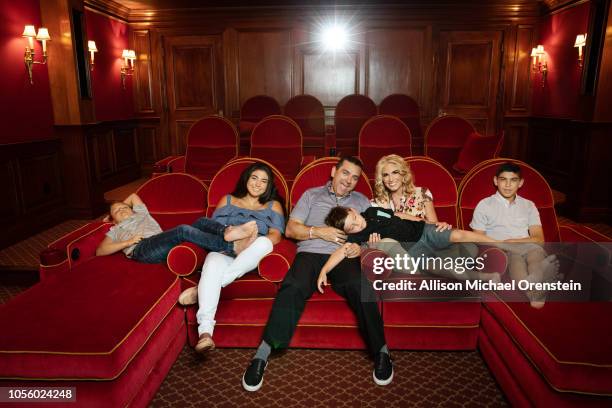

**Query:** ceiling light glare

left=321, top=24, right=348, bottom=52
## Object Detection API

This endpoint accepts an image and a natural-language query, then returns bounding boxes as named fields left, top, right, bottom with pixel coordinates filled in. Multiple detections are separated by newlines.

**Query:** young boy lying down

left=316, top=206, right=501, bottom=292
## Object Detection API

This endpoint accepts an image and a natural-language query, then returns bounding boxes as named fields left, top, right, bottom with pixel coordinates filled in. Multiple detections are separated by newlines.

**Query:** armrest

left=40, top=221, right=111, bottom=280
left=258, top=238, right=297, bottom=282
left=167, top=242, right=207, bottom=277
left=559, top=224, right=612, bottom=243
left=167, top=156, right=185, bottom=173
left=153, top=155, right=181, bottom=173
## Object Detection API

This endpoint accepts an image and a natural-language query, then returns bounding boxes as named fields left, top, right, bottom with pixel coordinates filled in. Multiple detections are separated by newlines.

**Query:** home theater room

left=1, top=0, right=612, bottom=406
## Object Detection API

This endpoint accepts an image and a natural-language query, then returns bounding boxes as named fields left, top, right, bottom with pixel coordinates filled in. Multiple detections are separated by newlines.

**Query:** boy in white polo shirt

left=470, top=162, right=561, bottom=308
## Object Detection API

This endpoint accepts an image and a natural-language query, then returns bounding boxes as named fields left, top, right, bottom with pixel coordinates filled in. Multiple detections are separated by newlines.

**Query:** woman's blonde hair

left=373, top=154, right=415, bottom=204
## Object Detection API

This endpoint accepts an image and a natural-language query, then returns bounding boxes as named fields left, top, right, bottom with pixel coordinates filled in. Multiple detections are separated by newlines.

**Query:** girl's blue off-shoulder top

left=212, top=195, right=285, bottom=235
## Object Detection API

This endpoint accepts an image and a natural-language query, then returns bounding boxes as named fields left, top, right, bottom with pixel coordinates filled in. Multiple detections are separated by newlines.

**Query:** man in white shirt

left=470, top=162, right=561, bottom=308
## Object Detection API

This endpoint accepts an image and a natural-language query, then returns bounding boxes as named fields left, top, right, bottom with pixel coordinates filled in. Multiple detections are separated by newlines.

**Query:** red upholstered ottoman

left=0, top=255, right=184, bottom=407
left=480, top=298, right=612, bottom=406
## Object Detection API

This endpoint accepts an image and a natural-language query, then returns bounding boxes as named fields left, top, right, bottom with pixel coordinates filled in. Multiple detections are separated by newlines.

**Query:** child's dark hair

left=495, top=162, right=522, bottom=178
left=325, top=206, right=351, bottom=230
left=231, top=162, right=284, bottom=208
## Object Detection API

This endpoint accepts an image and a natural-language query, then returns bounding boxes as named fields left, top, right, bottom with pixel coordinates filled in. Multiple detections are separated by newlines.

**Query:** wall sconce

left=88, top=41, right=97, bottom=70
left=22, top=25, right=51, bottom=84
left=574, top=33, right=587, bottom=68
left=120, top=49, right=136, bottom=90
left=530, top=44, right=547, bottom=88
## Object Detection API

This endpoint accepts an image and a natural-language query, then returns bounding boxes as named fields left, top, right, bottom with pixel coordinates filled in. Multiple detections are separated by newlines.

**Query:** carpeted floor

left=151, top=346, right=508, bottom=407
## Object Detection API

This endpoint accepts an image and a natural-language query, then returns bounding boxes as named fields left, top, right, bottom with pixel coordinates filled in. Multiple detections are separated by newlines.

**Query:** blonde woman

left=371, top=154, right=440, bottom=223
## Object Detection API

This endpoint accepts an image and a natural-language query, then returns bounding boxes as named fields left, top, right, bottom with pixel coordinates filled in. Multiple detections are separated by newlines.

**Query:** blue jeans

left=131, top=218, right=233, bottom=264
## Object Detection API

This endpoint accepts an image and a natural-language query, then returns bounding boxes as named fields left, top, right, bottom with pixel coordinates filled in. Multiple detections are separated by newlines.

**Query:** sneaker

left=194, top=333, right=215, bottom=354
left=373, top=352, right=393, bottom=386
left=178, top=287, right=198, bottom=306
left=242, top=358, right=268, bottom=392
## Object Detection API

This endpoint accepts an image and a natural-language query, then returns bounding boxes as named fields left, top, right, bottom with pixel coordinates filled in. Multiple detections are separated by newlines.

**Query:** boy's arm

left=503, top=225, right=544, bottom=243
left=123, top=193, right=144, bottom=208
left=96, top=235, right=143, bottom=256
left=317, top=245, right=349, bottom=293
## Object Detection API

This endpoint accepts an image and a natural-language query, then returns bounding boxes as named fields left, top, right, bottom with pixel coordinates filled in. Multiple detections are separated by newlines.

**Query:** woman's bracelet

left=309, top=226, right=314, bottom=239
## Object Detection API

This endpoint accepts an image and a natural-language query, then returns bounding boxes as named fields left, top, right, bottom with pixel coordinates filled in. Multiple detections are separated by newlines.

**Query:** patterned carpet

left=151, top=346, right=508, bottom=407
left=0, top=220, right=91, bottom=271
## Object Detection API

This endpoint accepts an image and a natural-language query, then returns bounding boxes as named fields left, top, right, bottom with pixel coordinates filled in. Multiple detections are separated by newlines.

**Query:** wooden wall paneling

left=236, top=28, right=293, bottom=107
left=137, top=123, right=160, bottom=174
left=502, top=117, right=529, bottom=160
left=18, top=153, right=63, bottom=212
left=163, top=35, right=224, bottom=155
left=89, top=128, right=116, bottom=182
left=113, top=128, right=139, bottom=170
left=133, top=29, right=155, bottom=113
left=0, top=160, right=20, bottom=224
left=436, top=30, right=503, bottom=135
left=0, top=140, right=65, bottom=249
left=505, top=25, right=535, bottom=114
left=223, top=28, right=240, bottom=120
left=365, top=27, right=429, bottom=105
left=301, top=49, right=360, bottom=107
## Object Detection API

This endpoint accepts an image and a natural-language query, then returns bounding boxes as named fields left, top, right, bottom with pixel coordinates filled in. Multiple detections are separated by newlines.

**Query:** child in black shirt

left=317, top=206, right=501, bottom=292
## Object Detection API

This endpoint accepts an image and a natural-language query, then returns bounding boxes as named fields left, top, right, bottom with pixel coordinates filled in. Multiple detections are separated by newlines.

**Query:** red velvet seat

left=184, top=158, right=290, bottom=347
left=239, top=95, right=281, bottom=155
left=359, top=115, right=412, bottom=178
left=250, top=115, right=305, bottom=182
left=402, top=156, right=457, bottom=225
left=452, top=131, right=504, bottom=176
left=183, top=115, right=238, bottom=183
left=379, top=94, right=423, bottom=154
left=334, top=94, right=377, bottom=157
left=284, top=94, right=325, bottom=157
left=458, top=158, right=612, bottom=405
left=424, top=114, right=476, bottom=177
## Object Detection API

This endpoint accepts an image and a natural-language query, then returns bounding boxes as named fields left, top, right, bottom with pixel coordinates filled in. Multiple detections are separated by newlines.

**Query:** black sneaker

left=242, top=358, right=268, bottom=392
left=373, top=352, right=393, bottom=386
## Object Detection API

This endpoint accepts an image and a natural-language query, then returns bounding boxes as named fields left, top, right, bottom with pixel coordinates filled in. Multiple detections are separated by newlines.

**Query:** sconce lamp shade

left=122, top=49, right=130, bottom=58
left=127, top=50, right=136, bottom=60
left=530, top=48, right=538, bottom=57
left=88, top=41, right=98, bottom=52
left=36, top=28, right=50, bottom=41
left=536, top=44, right=545, bottom=55
left=574, top=34, right=587, bottom=48
left=22, top=25, right=36, bottom=38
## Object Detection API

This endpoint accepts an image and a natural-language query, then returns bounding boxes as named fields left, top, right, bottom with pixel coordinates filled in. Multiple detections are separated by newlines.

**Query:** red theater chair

left=334, top=94, right=377, bottom=157
left=376, top=156, right=485, bottom=350
left=180, top=157, right=291, bottom=348
left=250, top=115, right=313, bottom=183
left=458, top=158, right=612, bottom=407
left=452, top=131, right=504, bottom=179
left=379, top=94, right=423, bottom=154
left=239, top=95, right=282, bottom=155
left=1, top=173, right=208, bottom=407
left=183, top=115, right=239, bottom=183
left=424, top=114, right=476, bottom=175
left=358, top=115, right=412, bottom=178
left=284, top=94, right=325, bottom=157
left=151, top=115, right=239, bottom=181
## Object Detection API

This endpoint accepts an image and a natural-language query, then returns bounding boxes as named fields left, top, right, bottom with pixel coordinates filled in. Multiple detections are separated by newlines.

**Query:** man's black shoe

left=373, top=352, right=393, bottom=386
left=242, top=358, right=268, bottom=392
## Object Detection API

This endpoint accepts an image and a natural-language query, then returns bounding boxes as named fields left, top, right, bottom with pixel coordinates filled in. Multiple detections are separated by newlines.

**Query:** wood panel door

left=164, top=35, right=224, bottom=154
left=436, top=30, right=503, bottom=135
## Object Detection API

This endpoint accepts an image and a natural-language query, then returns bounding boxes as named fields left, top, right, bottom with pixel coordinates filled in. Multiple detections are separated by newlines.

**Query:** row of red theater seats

left=238, top=93, right=422, bottom=157
left=155, top=112, right=502, bottom=185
